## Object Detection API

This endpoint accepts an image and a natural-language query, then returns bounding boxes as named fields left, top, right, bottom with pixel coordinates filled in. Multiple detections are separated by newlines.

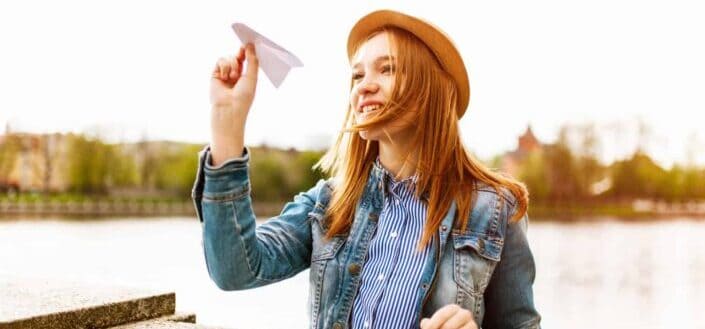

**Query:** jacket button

left=369, top=213, right=379, bottom=222
left=348, top=263, right=361, bottom=275
left=333, top=322, right=343, bottom=329
left=478, top=239, right=485, bottom=250
left=441, top=225, right=448, bottom=231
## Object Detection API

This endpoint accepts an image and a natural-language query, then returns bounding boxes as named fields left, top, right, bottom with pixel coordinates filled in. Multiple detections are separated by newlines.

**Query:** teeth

left=362, top=105, right=381, bottom=113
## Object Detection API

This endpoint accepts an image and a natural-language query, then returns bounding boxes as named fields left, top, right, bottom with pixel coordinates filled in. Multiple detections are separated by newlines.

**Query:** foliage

left=3, top=127, right=703, bottom=206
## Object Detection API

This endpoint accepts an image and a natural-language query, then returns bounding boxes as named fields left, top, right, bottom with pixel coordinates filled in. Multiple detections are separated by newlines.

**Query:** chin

left=358, top=130, right=383, bottom=141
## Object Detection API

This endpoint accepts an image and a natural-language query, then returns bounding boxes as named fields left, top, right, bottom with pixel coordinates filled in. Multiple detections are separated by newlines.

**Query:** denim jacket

left=192, top=147, right=541, bottom=329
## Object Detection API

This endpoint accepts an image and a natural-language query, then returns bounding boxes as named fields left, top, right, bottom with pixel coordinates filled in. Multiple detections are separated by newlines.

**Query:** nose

left=357, top=79, right=379, bottom=96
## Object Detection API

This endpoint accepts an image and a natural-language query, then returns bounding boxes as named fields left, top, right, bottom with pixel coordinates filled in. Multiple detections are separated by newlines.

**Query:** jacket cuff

left=204, top=146, right=250, bottom=172
left=191, top=145, right=250, bottom=222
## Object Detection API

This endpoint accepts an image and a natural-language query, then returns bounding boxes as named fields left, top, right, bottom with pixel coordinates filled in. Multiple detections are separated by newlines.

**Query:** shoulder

left=298, top=178, right=336, bottom=208
left=457, top=181, right=521, bottom=238
left=474, top=181, right=518, bottom=210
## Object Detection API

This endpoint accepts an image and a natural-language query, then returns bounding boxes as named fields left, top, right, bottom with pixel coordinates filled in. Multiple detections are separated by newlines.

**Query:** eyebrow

left=352, top=55, right=396, bottom=69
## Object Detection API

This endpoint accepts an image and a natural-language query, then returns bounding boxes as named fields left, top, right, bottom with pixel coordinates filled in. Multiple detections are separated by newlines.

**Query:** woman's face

left=350, top=32, right=416, bottom=142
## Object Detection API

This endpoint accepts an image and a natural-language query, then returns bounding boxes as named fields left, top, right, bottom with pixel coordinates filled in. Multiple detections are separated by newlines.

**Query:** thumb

left=243, top=43, right=259, bottom=81
left=420, top=318, right=429, bottom=329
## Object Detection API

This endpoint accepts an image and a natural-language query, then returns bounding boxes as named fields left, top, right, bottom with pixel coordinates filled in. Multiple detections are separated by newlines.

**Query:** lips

left=358, top=100, right=385, bottom=112
left=361, top=104, right=382, bottom=113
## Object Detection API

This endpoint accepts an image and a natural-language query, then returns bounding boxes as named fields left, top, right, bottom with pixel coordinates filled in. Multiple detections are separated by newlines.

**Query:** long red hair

left=317, top=27, right=528, bottom=249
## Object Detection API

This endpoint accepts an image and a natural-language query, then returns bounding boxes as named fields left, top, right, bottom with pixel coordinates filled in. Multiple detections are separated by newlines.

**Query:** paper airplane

left=232, top=22, right=303, bottom=88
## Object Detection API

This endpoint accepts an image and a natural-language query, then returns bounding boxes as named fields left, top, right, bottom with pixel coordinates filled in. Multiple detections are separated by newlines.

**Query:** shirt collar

left=373, top=156, right=419, bottom=196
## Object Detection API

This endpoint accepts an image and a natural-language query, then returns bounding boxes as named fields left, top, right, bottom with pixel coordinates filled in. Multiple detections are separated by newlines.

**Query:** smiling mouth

left=361, top=104, right=383, bottom=113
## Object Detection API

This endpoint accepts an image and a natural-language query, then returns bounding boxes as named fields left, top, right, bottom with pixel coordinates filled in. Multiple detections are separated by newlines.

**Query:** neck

left=377, top=138, right=418, bottom=181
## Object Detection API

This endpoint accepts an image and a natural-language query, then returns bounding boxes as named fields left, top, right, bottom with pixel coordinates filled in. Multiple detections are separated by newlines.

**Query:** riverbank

left=0, top=198, right=283, bottom=219
left=2, top=198, right=704, bottom=221
left=529, top=200, right=705, bottom=221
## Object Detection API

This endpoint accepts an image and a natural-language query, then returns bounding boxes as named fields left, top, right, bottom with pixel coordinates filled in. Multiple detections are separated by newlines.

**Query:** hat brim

left=347, top=10, right=470, bottom=118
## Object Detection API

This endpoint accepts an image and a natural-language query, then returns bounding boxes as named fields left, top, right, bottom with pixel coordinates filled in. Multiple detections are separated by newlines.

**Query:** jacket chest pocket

left=452, top=231, right=503, bottom=295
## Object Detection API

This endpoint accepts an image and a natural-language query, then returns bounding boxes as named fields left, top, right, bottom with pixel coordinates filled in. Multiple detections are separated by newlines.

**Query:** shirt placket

left=364, top=181, right=410, bottom=329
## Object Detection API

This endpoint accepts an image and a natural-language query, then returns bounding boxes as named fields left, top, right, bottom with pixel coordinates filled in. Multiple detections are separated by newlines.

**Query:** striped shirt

left=351, top=161, right=432, bottom=329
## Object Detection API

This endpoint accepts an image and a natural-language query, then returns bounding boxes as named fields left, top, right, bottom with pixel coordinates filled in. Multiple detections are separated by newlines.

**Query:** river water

left=1, top=217, right=704, bottom=329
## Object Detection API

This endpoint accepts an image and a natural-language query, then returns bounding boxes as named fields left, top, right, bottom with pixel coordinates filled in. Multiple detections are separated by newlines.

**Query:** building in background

left=501, top=125, right=543, bottom=176
left=0, top=130, right=69, bottom=193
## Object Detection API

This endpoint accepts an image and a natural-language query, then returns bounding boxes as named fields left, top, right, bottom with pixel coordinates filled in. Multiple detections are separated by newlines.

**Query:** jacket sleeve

left=481, top=207, right=542, bottom=329
left=191, top=145, right=323, bottom=291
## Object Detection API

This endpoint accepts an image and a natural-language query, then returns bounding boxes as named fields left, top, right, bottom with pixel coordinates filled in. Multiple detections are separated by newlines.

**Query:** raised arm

left=192, top=43, right=317, bottom=290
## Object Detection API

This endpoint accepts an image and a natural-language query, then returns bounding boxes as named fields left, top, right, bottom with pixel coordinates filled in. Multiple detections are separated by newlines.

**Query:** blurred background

left=1, top=0, right=704, bottom=328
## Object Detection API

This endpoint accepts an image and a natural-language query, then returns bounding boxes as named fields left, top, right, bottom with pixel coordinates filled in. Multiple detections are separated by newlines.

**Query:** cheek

left=382, top=79, right=395, bottom=97
left=349, top=86, right=360, bottom=107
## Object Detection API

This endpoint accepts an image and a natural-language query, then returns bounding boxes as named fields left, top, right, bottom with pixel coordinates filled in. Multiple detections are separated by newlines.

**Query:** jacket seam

left=203, top=183, right=251, bottom=202
left=235, top=201, right=312, bottom=283
left=229, top=201, right=279, bottom=285
left=476, top=187, right=517, bottom=208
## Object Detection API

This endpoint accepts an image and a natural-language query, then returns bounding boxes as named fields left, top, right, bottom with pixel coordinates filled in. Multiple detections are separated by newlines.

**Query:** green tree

left=154, top=144, right=202, bottom=197
left=250, top=152, right=288, bottom=201
left=292, top=150, right=326, bottom=193
left=608, top=152, right=666, bottom=200
left=64, top=134, right=113, bottom=194
left=543, top=129, right=581, bottom=202
left=518, top=151, right=551, bottom=202
left=109, top=144, right=139, bottom=188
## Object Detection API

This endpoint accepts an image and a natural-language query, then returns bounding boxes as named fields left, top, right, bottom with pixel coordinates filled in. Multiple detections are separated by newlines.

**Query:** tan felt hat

left=347, top=9, right=471, bottom=118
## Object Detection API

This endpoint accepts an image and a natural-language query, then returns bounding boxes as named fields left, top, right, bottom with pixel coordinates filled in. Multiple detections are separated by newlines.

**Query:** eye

left=382, top=64, right=395, bottom=74
left=352, top=72, right=363, bottom=80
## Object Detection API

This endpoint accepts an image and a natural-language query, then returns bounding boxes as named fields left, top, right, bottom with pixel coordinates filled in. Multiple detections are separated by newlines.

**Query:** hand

left=209, top=43, right=259, bottom=165
left=420, top=304, right=478, bottom=329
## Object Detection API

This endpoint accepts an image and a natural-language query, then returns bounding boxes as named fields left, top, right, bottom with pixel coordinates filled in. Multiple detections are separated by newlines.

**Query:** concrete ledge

left=113, top=319, right=227, bottom=329
left=158, top=313, right=197, bottom=324
left=0, top=277, right=175, bottom=329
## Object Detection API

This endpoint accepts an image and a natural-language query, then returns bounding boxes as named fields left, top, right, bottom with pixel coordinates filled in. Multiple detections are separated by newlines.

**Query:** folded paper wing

left=232, top=22, right=304, bottom=88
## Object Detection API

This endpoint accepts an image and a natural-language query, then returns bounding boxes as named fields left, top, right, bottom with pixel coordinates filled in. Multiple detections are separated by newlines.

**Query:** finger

left=236, top=45, right=246, bottom=64
left=235, top=46, right=246, bottom=78
left=212, top=58, right=226, bottom=79
left=222, top=61, right=232, bottom=80
left=439, top=309, right=473, bottom=329
left=243, top=43, right=259, bottom=81
left=217, top=58, right=231, bottom=80
left=214, top=58, right=228, bottom=80
left=420, top=318, right=429, bottom=329
left=424, top=305, right=461, bottom=329
left=229, top=56, right=240, bottom=80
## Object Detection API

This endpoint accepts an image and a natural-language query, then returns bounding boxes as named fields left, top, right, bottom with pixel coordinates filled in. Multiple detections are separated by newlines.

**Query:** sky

left=1, top=0, right=704, bottom=167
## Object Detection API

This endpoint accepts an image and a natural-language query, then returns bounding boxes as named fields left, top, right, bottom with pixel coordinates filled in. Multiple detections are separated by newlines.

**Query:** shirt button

left=394, top=199, right=400, bottom=205
left=364, top=321, right=369, bottom=328
left=390, top=231, right=398, bottom=238
left=377, top=273, right=385, bottom=281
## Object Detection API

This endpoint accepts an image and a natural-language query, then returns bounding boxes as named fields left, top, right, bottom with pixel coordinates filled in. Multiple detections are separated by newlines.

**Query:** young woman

left=193, top=9, right=541, bottom=329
